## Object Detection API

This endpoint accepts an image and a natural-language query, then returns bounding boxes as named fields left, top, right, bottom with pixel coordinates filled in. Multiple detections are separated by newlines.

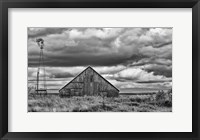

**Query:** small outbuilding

left=59, top=66, right=119, bottom=97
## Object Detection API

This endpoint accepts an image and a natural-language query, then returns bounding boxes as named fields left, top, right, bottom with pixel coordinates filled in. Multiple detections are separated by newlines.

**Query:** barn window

left=90, top=75, right=93, bottom=82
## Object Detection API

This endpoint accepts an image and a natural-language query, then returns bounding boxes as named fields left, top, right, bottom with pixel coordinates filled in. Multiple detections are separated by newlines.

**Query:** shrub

left=156, top=90, right=165, bottom=101
left=156, top=89, right=172, bottom=107
left=28, top=85, right=35, bottom=95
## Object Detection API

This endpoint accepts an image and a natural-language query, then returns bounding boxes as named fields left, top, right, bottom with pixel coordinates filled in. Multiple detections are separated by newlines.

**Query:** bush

left=156, top=89, right=172, bottom=107
left=28, top=85, right=35, bottom=95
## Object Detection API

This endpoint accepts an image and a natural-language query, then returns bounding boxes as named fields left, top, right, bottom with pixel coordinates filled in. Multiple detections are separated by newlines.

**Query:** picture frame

left=0, top=0, right=199, bottom=139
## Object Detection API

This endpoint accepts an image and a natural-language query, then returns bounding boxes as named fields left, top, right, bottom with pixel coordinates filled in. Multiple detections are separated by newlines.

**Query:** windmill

left=35, top=38, right=47, bottom=95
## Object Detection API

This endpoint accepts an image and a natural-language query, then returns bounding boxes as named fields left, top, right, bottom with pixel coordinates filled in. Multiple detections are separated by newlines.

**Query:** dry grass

left=28, top=91, right=172, bottom=112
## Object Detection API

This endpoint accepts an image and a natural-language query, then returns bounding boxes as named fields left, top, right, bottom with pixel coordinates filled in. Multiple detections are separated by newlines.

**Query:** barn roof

left=59, top=66, right=119, bottom=92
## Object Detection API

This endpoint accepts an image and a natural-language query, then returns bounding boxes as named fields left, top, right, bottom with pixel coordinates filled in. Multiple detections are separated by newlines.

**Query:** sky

left=28, top=27, right=172, bottom=93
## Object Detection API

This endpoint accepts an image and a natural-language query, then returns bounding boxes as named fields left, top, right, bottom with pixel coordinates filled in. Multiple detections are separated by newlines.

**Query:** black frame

left=0, top=0, right=199, bottom=140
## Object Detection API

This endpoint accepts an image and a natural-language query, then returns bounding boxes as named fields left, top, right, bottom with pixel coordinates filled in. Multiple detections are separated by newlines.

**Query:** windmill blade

left=36, top=38, right=44, bottom=49
left=36, top=38, right=44, bottom=43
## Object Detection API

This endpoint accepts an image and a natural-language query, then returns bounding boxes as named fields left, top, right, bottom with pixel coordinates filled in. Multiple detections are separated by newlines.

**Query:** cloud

left=153, top=41, right=172, bottom=48
left=28, top=67, right=85, bottom=80
left=112, top=67, right=171, bottom=83
left=131, top=58, right=172, bottom=67
left=139, top=44, right=172, bottom=59
left=65, top=39, right=79, bottom=47
left=118, top=81, right=172, bottom=90
left=28, top=27, right=172, bottom=92
left=28, top=27, right=68, bottom=38
left=50, top=72, right=74, bottom=78
left=130, top=58, right=172, bottom=77
left=136, top=80, right=172, bottom=83
left=93, top=65, right=126, bottom=74
left=139, top=28, right=172, bottom=47
left=28, top=27, right=172, bottom=68
left=142, top=64, right=172, bottom=77
left=69, top=28, right=124, bottom=39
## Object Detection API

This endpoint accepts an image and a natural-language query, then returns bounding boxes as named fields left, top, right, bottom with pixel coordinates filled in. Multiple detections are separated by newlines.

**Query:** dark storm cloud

left=136, top=79, right=172, bottom=83
left=113, top=76, right=171, bottom=83
left=142, top=64, right=172, bottom=78
left=145, top=68, right=172, bottom=78
left=139, top=44, right=172, bottom=59
left=28, top=52, right=134, bottom=67
left=50, top=72, right=74, bottom=78
left=28, top=27, right=172, bottom=68
left=131, top=58, right=172, bottom=67
left=130, top=57, right=172, bottom=78
left=28, top=27, right=69, bottom=38
left=152, top=41, right=172, bottom=48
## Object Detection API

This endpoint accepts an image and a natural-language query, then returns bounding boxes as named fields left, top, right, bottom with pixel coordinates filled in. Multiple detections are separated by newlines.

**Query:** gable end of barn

left=59, top=66, right=119, bottom=97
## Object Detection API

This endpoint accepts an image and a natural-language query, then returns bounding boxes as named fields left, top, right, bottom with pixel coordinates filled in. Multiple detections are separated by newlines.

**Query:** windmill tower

left=35, top=38, right=47, bottom=95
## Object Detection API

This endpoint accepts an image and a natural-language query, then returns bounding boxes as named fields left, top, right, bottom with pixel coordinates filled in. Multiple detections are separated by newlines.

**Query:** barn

left=59, top=66, right=119, bottom=97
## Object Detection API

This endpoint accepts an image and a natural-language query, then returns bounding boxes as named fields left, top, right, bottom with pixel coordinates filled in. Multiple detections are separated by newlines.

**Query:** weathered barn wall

left=59, top=67, right=119, bottom=97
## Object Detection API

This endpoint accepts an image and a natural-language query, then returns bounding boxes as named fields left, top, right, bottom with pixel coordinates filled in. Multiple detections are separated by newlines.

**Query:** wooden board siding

left=59, top=66, right=119, bottom=97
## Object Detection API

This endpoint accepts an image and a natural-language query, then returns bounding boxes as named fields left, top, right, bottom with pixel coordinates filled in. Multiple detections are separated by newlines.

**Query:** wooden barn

left=59, top=66, right=119, bottom=97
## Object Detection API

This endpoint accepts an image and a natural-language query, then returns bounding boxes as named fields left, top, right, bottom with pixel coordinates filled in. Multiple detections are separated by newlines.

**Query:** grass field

left=28, top=91, right=172, bottom=112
